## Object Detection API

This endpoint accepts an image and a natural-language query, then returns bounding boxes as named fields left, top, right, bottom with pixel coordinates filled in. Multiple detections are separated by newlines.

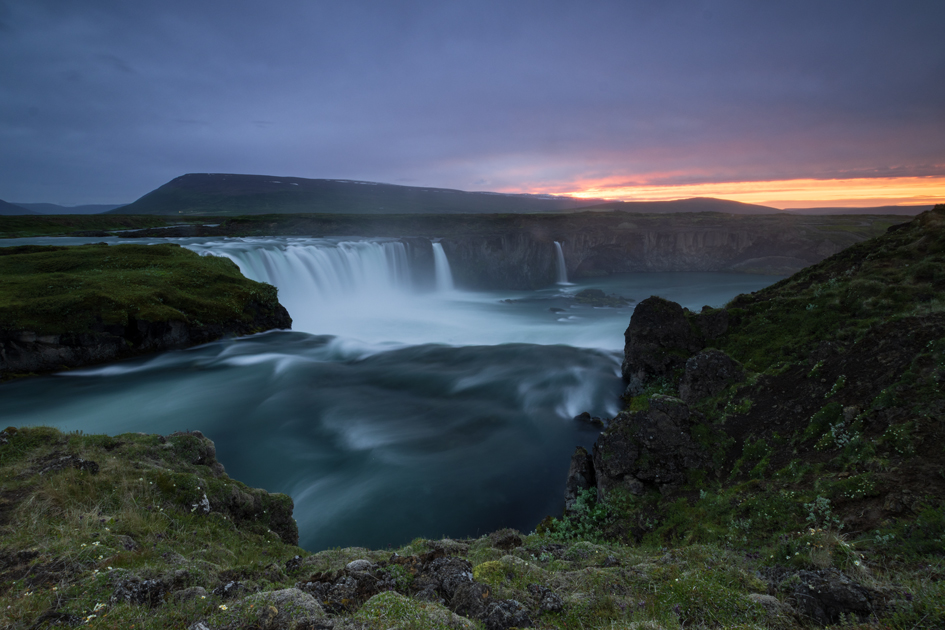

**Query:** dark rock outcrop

left=564, top=446, right=596, bottom=515
left=621, top=297, right=703, bottom=394
left=677, top=349, right=745, bottom=403
left=0, top=300, right=291, bottom=377
left=792, top=569, right=877, bottom=625
left=592, top=396, right=708, bottom=500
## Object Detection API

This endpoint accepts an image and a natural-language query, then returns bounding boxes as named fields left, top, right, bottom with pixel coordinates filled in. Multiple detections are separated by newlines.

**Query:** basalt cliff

left=118, top=211, right=899, bottom=289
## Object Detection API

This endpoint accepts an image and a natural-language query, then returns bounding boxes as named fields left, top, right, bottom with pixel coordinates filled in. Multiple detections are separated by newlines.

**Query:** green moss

left=0, top=243, right=280, bottom=334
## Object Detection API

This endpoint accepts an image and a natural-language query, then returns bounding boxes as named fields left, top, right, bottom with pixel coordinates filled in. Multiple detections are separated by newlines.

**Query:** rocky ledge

left=0, top=243, right=291, bottom=378
left=0, top=301, right=291, bottom=376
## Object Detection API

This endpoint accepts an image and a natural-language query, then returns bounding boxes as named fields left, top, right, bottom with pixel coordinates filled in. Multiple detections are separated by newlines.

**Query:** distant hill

left=571, top=197, right=779, bottom=215
left=783, top=204, right=932, bottom=215
left=14, top=203, right=124, bottom=215
left=0, top=199, right=36, bottom=216
left=110, top=173, right=608, bottom=216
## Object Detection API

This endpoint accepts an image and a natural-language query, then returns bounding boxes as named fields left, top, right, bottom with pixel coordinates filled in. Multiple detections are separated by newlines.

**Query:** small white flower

left=219, top=604, right=228, bottom=610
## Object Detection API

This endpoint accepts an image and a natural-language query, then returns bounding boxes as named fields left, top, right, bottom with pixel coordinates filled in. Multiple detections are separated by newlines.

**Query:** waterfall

left=554, top=241, right=570, bottom=284
left=196, top=238, right=413, bottom=302
left=432, top=242, right=455, bottom=292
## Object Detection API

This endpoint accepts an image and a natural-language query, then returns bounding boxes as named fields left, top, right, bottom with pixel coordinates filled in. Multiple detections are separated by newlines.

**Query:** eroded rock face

left=592, top=396, right=708, bottom=500
left=677, top=349, right=744, bottom=404
left=621, top=297, right=703, bottom=394
left=564, top=447, right=596, bottom=515
left=0, top=300, right=291, bottom=377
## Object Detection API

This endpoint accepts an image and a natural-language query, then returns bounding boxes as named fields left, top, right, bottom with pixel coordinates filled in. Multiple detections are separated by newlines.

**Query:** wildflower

left=85, top=614, right=97, bottom=622
left=200, top=595, right=206, bottom=600
left=93, top=603, right=106, bottom=612
left=219, top=604, right=228, bottom=610
left=92, top=541, right=100, bottom=546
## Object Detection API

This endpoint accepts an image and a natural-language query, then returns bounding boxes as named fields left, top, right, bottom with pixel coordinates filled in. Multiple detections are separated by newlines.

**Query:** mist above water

left=0, top=236, right=783, bottom=550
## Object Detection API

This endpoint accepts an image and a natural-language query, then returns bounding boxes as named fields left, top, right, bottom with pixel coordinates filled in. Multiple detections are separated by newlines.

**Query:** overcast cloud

left=1, top=0, right=943, bottom=204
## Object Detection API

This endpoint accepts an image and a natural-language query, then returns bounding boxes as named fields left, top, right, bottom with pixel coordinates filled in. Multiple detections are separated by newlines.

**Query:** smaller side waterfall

left=432, top=242, right=455, bottom=292
left=554, top=241, right=570, bottom=284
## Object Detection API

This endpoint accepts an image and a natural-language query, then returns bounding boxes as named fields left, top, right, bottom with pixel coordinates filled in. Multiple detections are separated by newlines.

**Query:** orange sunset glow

left=548, top=176, right=945, bottom=209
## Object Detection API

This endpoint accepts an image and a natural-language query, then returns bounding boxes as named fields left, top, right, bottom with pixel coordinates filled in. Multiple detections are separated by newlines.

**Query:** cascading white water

left=208, top=239, right=412, bottom=300
left=554, top=241, right=570, bottom=284
left=432, top=242, right=455, bottom=292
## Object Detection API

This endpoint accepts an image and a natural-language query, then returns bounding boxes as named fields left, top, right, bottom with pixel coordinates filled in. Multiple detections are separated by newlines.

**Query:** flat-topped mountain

left=110, top=173, right=790, bottom=216
left=109, top=173, right=608, bottom=216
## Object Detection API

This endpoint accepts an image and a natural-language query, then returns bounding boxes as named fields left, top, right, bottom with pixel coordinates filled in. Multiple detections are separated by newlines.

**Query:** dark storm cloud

left=0, top=0, right=943, bottom=203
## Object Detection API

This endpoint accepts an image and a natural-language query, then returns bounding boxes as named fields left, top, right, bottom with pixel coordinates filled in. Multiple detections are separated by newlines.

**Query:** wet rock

left=483, top=599, right=532, bottom=630
left=792, top=569, right=876, bottom=625
left=564, top=446, right=596, bottom=515
left=677, top=349, right=744, bottom=404
left=573, top=411, right=604, bottom=428
left=621, top=297, right=702, bottom=393
left=527, top=583, right=563, bottom=613
left=110, top=575, right=168, bottom=607
left=593, top=396, right=708, bottom=500
left=187, top=623, right=210, bottom=630
left=489, top=529, right=523, bottom=551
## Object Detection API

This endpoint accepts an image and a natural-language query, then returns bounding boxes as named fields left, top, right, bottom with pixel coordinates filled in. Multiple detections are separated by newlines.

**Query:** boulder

left=621, top=297, right=702, bottom=394
left=792, top=569, right=876, bottom=625
left=677, top=349, right=744, bottom=404
left=482, top=599, right=532, bottom=630
left=592, top=396, right=708, bottom=500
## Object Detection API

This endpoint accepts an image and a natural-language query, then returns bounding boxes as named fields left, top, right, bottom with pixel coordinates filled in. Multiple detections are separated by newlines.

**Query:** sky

left=1, top=0, right=944, bottom=208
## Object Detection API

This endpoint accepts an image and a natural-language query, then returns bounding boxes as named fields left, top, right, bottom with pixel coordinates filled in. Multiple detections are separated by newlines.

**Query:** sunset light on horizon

left=518, top=175, right=945, bottom=209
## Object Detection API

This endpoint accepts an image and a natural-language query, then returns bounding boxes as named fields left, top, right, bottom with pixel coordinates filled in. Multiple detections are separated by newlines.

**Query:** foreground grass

left=2, top=426, right=943, bottom=629
left=0, top=243, right=279, bottom=334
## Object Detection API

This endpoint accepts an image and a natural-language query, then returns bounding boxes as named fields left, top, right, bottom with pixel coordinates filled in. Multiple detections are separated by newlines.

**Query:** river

left=0, top=236, right=782, bottom=550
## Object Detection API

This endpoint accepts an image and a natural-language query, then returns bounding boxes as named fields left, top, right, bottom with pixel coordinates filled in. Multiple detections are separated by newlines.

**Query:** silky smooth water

left=0, top=236, right=783, bottom=550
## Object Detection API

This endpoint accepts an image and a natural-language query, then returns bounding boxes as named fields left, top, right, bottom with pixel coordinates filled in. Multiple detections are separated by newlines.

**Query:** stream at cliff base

left=0, top=237, right=783, bottom=550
